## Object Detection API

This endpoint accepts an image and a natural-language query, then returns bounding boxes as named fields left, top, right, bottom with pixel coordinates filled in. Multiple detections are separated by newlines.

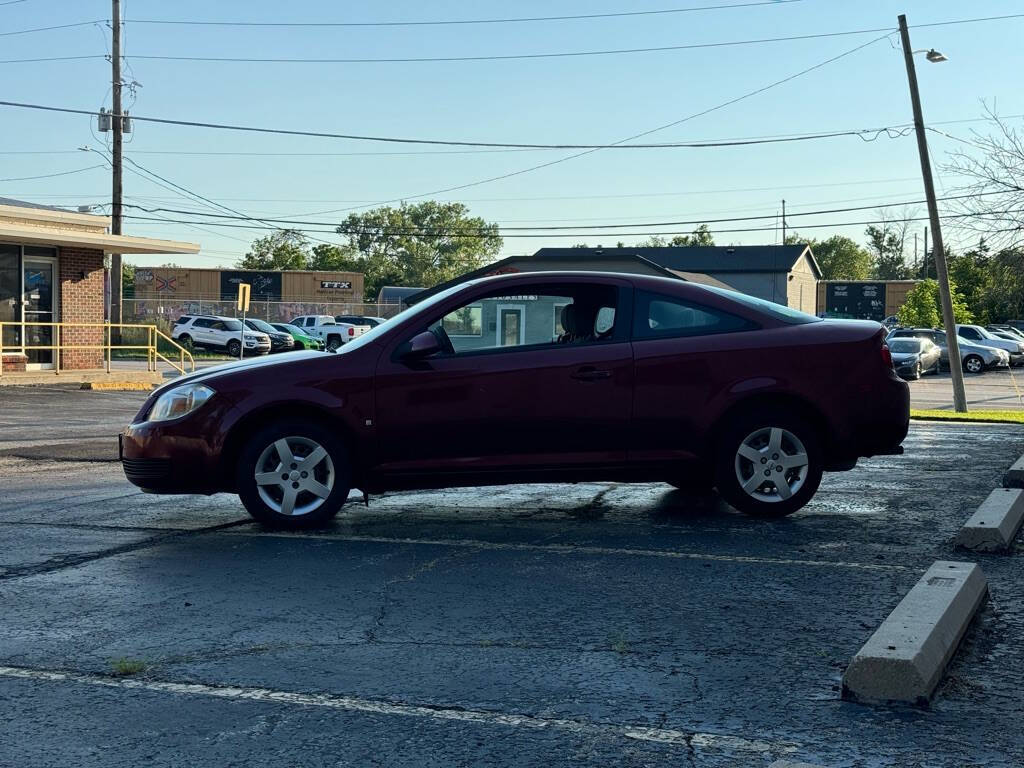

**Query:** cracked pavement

left=1, top=386, right=1024, bottom=766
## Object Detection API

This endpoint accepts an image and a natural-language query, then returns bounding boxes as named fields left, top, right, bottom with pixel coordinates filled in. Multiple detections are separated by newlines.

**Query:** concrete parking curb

left=954, top=488, right=1024, bottom=552
left=1004, top=456, right=1024, bottom=488
left=841, top=561, right=987, bottom=706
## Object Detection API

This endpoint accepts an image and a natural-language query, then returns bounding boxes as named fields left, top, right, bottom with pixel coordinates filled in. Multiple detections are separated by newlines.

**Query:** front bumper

left=119, top=399, right=235, bottom=494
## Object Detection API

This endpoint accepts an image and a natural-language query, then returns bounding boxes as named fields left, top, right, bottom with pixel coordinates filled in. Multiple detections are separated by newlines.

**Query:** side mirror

left=401, top=330, right=441, bottom=361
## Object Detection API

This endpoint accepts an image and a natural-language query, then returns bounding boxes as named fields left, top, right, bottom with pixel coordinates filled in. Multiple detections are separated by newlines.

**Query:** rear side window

left=175, top=316, right=192, bottom=325
left=192, top=318, right=213, bottom=328
left=633, top=291, right=756, bottom=340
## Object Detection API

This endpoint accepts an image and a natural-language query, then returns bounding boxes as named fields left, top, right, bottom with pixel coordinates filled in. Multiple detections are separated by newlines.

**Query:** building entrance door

left=23, top=256, right=57, bottom=369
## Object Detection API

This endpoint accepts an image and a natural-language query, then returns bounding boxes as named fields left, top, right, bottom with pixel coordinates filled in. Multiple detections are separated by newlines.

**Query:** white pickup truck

left=289, top=315, right=371, bottom=351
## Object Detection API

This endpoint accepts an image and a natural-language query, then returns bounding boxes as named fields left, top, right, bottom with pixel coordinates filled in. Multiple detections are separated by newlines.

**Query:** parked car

left=986, top=325, right=1024, bottom=344
left=171, top=315, right=271, bottom=357
left=271, top=323, right=325, bottom=351
left=242, top=318, right=294, bottom=353
left=887, top=328, right=1009, bottom=373
left=123, top=272, right=909, bottom=528
left=335, top=314, right=387, bottom=328
left=289, top=315, right=370, bottom=351
left=956, top=324, right=1024, bottom=366
left=887, top=337, right=942, bottom=379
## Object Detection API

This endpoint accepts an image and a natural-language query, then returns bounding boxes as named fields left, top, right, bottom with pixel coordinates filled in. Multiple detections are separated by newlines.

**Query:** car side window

left=960, top=327, right=979, bottom=339
left=192, top=318, right=213, bottom=328
left=425, top=285, right=621, bottom=356
left=632, top=291, right=755, bottom=339
left=210, top=321, right=227, bottom=331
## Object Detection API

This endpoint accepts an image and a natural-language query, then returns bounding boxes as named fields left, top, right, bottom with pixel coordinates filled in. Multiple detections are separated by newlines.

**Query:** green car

left=271, top=322, right=325, bottom=351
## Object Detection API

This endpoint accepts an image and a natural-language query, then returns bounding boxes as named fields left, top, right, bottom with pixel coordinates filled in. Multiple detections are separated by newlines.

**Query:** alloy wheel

left=965, top=356, right=983, bottom=374
left=734, top=426, right=809, bottom=503
left=254, top=436, right=335, bottom=516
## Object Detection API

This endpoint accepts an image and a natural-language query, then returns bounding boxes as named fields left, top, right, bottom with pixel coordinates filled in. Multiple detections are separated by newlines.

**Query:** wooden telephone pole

left=898, top=14, right=967, bottom=413
left=110, top=0, right=123, bottom=337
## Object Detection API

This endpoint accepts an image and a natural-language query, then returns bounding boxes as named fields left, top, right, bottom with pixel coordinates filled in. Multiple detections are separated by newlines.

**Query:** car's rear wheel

left=963, top=355, right=984, bottom=374
left=177, top=334, right=193, bottom=350
left=237, top=421, right=351, bottom=528
left=714, top=411, right=823, bottom=518
left=227, top=339, right=242, bottom=357
left=326, top=335, right=342, bottom=352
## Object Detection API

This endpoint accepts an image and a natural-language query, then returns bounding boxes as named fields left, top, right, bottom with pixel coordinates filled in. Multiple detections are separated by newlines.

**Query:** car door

left=189, top=318, right=214, bottom=346
left=372, top=278, right=634, bottom=476
left=629, top=289, right=761, bottom=463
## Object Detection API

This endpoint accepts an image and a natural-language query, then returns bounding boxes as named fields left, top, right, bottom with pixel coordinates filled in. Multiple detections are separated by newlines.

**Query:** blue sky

left=2, top=0, right=1023, bottom=268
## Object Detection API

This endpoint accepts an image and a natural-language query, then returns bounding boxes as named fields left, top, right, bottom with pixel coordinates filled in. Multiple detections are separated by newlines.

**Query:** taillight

left=881, top=342, right=893, bottom=369
left=348, top=327, right=355, bottom=336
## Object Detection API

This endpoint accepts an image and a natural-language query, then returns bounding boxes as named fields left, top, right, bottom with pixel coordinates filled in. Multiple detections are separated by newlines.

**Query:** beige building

left=0, top=198, right=198, bottom=373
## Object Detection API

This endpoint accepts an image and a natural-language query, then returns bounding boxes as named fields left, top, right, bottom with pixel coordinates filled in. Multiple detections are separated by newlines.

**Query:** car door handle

left=571, top=367, right=612, bottom=381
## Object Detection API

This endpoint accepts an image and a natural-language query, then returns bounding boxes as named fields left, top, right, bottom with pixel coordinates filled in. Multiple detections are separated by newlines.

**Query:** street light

left=898, top=15, right=967, bottom=413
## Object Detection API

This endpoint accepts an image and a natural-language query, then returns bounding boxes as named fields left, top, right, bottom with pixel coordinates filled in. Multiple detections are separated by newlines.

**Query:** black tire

left=326, top=335, right=342, bottom=352
left=227, top=339, right=242, bottom=357
left=713, top=409, right=823, bottom=519
left=963, top=355, right=984, bottom=374
left=236, top=420, right=351, bottom=529
left=177, top=334, right=193, bottom=350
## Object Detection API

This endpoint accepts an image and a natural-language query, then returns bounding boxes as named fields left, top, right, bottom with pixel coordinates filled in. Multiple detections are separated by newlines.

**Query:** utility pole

left=110, top=0, right=123, bottom=340
left=898, top=14, right=967, bottom=412
left=781, top=199, right=787, bottom=244
left=913, top=231, right=918, bottom=275
left=923, top=226, right=929, bottom=278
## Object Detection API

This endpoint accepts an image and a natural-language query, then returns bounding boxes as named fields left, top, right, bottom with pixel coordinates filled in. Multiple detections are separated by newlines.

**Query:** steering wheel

left=432, top=326, right=456, bottom=356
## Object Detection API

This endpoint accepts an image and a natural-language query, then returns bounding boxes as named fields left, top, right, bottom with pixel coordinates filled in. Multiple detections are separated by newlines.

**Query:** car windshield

left=699, top=285, right=821, bottom=324
left=973, top=326, right=999, bottom=340
left=332, top=284, right=471, bottom=354
left=246, top=319, right=277, bottom=333
left=888, top=340, right=922, bottom=353
left=222, top=319, right=243, bottom=331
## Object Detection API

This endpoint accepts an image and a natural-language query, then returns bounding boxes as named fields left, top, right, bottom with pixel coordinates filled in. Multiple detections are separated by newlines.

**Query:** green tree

left=866, top=223, right=911, bottom=280
left=121, top=263, right=135, bottom=298
left=336, top=201, right=502, bottom=298
left=808, top=235, right=873, bottom=280
left=238, top=229, right=309, bottom=270
left=308, top=243, right=362, bottom=272
left=638, top=225, right=714, bottom=248
left=948, top=244, right=992, bottom=323
left=897, top=277, right=973, bottom=327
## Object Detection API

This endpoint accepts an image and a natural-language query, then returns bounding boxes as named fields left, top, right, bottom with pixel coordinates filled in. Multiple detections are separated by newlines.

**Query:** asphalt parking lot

left=2, top=386, right=1024, bottom=767
left=907, top=366, right=1024, bottom=410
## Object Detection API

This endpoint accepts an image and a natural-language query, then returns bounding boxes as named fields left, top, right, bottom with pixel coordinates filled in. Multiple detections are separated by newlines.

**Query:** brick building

left=1, top=198, right=198, bottom=372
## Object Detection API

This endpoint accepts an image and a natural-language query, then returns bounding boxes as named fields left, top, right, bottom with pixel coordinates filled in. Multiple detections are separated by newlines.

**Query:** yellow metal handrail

left=0, top=321, right=195, bottom=377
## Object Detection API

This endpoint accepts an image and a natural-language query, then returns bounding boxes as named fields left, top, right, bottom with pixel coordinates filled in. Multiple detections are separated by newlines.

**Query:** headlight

left=148, top=383, right=215, bottom=422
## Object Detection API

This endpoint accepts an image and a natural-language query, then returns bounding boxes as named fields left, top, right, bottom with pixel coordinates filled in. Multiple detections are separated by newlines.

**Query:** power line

left=120, top=210, right=1022, bottom=239
left=79, top=13, right=1024, bottom=64
left=0, top=20, right=103, bottom=37
left=293, top=34, right=894, bottom=217
left=119, top=190, right=1004, bottom=232
left=125, top=1, right=801, bottom=28
left=0, top=99, right=917, bottom=150
left=0, top=165, right=105, bottom=182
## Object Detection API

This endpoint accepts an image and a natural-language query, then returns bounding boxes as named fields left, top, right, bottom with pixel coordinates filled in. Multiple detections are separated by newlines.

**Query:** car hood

left=153, top=350, right=329, bottom=395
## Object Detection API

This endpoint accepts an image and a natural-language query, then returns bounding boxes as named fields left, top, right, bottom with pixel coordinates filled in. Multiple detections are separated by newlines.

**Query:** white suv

left=172, top=315, right=271, bottom=357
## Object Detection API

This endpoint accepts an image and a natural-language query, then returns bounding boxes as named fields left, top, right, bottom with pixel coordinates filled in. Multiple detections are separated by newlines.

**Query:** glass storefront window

left=0, top=244, right=20, bottom=350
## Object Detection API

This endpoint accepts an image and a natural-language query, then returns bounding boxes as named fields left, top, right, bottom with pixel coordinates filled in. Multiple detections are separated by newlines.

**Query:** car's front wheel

left=714, top=412, right=823, bottom=518
left=237, top=421, right=351, bottom=528
left=963, top=355, right=984, bottom=374
left=227, top=339, right=242, bottom=357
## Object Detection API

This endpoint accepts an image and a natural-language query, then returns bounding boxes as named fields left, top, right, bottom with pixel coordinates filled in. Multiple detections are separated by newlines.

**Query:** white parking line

left=0, top=665, right=794, bottom=755
left=225, top=531, right=911, bottom=571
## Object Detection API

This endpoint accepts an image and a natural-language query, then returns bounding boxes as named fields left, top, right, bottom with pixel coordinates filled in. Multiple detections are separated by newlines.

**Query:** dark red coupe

left=121, top=272, right=909, bottom=527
